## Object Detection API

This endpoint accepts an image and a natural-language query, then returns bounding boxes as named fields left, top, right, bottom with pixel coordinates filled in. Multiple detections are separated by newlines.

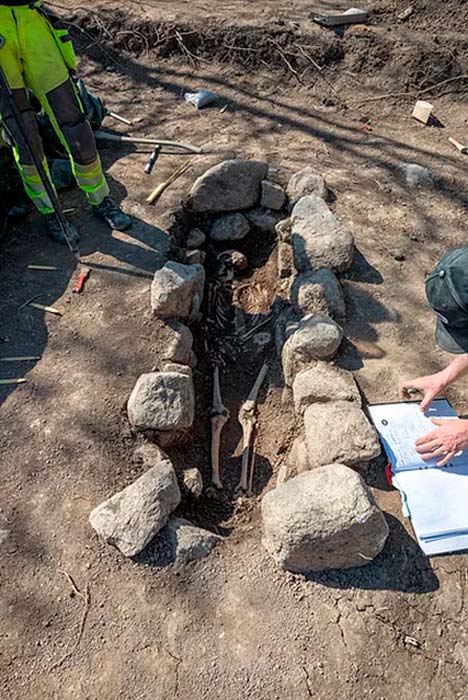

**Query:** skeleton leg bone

left=210, top=366, right=230, bottom=489
left=237, top=363, right=269, bottom=493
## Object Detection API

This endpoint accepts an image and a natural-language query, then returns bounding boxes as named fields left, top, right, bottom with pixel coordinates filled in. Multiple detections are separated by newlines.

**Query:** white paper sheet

left=367, top=400, right=466, bottom=472
left=369, top=399, right=468, bottom=556
left=394, top=467, right=468, bottom=554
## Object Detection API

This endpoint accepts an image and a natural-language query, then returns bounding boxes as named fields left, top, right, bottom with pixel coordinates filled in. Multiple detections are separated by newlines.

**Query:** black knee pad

left=60, top=118, right=98, bottom=165
left=46, top=79, right=98, bottom=165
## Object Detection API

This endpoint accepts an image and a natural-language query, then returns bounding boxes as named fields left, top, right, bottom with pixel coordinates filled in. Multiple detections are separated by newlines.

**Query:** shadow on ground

left=306, top=513, right=439, bottom=593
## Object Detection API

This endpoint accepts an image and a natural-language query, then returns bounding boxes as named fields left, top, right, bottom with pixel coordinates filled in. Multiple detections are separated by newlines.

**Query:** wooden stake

left=0, top=378, right=27, bottom=385
left=27, top=265, right=58, bottom=271
left=29, top=302, right=62, bottom=316
left=0, top=356, right=40, bottom=362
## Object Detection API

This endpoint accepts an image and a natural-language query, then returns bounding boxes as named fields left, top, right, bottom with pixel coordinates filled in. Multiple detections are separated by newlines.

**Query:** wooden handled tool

left=449, top=137, right=468, bottom=155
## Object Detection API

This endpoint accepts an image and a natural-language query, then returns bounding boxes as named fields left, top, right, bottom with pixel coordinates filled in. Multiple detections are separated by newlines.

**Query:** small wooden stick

left=27, top=265, right=58, bottom=271
left=29, top=302, right=62, bottom=316
left=0, top=356, right=40, bottom=362
left=0, top=378, right=27, bottom=385
left=107, top=111, right=133, bottom=126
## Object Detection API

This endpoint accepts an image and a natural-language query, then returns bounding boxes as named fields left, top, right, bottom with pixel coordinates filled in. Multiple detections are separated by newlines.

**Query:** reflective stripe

left=73, top=157, right=109, bottom=204
left=16, top=161, right=54, bottom=213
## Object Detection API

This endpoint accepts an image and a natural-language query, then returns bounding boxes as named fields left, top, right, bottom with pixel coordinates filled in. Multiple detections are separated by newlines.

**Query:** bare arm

left=399, top=354, right=468, bottom=411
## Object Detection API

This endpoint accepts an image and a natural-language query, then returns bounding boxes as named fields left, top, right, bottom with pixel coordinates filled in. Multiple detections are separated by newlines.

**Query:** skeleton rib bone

left=237, top=363, right=269, bottom=493
left=210, top=366, right=230, bottom=489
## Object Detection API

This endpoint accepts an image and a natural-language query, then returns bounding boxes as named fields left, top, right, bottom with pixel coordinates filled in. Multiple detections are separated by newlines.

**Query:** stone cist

left=0, top=0, right=131, bottom=243
left=400, top=246, right=468, bottom=464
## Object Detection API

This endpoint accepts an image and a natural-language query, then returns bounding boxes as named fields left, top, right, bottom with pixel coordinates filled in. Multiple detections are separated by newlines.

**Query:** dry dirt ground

left=1, top=1, right=468, bottom=699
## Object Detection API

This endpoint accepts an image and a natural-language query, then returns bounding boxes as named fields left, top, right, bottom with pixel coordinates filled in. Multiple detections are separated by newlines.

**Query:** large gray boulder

left=291, top=195, right=354, bottom=273
left=291, top=269, right=346, bottom=322
left=210, top=212, right=250, bottom=241
left=188, top=159, right=268, bottom=213
left=304, top=401, right=381, bottom=468
left=282, top=314, right=343, bottom=386
left=287, top=166, right=327, bottom=205
left=261, top=464, right=389, bottom=572
left=292, top=363, right=360, bottom=415
left=127, top=369, right=195, bottom=432
left=141, top=517, right=221, bottom=566
left=151, top=262, right=205, bottom=322
left=89, top=446, right=181, bottom=557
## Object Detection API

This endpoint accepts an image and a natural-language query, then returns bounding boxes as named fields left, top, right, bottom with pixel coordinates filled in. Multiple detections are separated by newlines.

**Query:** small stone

left=287, top=166, right=327, bottom=205
left=0, top=529, right=10, bottom=545
left=288, top=437, right=310, bottom=474
left=89, top=447, right=181, bottom=557
left=275, top=218, right=292, bottom=243
left=261, top=464, right=389, bottom=572
left=260, top=180, right=286, bottom=210
left=127, top=370, right=195, bottom=432
left=282, top=314, right=343, bottom=386
left=291, top=269, right=346, bottom=322
left=291, top=195, right=354, bottom=273
left=278, top=242, right=294, bottom=278
left=246, top=207, right=283, bottom=233
left=140, top=517, right=221, bottom=566
left=151, top=262, right=205, bottom=322
left=210, top=212, right=250, bottom=242
left=188, top=159, right=268, bottom=213
left=185, top=249, right=206, bottom=265
left=276, top=459, right=297, bottom=487
left=182, top=468, right=204, bottom=498
left=274, top=304, right=299, bottom=358
left=187, top=228, right=206, bottom=249
left=162, top=320, right=194, bottom=366
left=401, top=163, right=434, bottom=188
left=292, top=363, right=361, bottom=415
left=304, top=401, right=381, bottom=468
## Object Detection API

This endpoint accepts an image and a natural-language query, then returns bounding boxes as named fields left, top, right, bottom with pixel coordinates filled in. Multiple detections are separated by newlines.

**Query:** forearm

left=438, top=354, right=468, bottom=387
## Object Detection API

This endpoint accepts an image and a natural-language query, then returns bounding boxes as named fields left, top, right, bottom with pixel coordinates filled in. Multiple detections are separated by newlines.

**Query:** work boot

left=94, top=196, right=131, bottom=231
left=44, top=214, right=80, bottom=246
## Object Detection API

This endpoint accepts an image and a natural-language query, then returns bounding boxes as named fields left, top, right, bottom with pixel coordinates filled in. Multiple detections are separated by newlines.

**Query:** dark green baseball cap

left=425, top=246, right=468, bottom=354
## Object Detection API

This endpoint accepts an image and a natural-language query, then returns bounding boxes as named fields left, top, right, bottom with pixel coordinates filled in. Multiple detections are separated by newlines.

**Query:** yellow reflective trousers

left=0, top=2, right=109, bottom=213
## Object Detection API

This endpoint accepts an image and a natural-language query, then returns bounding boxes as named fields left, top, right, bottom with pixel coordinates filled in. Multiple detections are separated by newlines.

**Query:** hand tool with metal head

left=144, top=145, right=161, bottom=175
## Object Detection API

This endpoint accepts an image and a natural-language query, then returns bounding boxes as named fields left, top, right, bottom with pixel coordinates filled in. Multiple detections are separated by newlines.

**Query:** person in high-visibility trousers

left=0, top=1, right=131, bottom=244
